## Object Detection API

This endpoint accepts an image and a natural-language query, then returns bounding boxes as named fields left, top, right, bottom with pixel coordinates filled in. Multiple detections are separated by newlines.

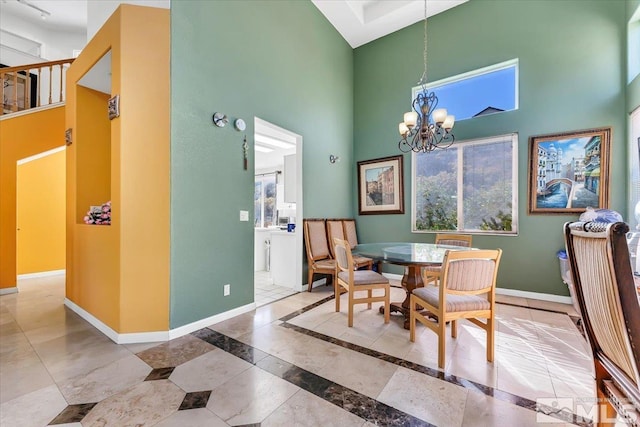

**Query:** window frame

left=412, top=58, right=519, bottom=122
left=254, top=174, right=277, bottom=228
left=411, top=133, right=519, bottom=236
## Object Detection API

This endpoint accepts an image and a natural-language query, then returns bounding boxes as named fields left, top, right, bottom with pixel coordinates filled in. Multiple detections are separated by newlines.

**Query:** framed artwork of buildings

left=357, top=155, right=404, bottom=215
left=528, top=127, right=611, bottom=214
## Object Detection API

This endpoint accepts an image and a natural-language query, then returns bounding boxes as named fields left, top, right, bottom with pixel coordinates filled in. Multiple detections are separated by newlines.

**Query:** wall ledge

left=0, top=287, right=18, bottom=295
left=0, top=103, right=65, bottom=121
left=64, top=297, right=256, bottom=344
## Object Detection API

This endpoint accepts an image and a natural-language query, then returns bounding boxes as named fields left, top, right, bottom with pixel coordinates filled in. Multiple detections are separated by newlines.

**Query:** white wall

left=0, top=13, right=85, bottom=63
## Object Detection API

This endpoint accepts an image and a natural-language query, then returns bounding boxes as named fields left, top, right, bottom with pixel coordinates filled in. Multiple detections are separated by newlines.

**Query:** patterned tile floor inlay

left=1, top=275, right=594, bottom=426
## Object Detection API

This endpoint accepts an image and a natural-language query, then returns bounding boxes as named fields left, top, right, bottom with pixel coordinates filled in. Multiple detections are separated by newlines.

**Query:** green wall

left=170, top=0, right=353, bottom=327
left=353, top=0, right=628, bottom=296
left=629, top=0, right=640, bottom=112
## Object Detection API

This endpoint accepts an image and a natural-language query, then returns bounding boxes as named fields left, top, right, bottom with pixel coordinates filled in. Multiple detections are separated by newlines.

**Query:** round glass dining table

left=352, top=242, right=472, bottom=328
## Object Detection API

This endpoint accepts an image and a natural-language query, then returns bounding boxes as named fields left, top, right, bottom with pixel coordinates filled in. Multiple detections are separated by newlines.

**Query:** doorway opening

left=253, top=117, right=303, bottom=307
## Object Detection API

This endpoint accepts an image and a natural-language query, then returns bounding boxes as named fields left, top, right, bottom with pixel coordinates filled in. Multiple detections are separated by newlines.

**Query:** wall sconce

left=212, top=112, right=228, bottom=127
left=329, top=154, right=340, bottom=164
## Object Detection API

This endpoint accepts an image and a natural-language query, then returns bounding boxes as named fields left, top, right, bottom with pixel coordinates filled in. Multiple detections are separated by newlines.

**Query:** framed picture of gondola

left=528, top=127, right=611, bottom=214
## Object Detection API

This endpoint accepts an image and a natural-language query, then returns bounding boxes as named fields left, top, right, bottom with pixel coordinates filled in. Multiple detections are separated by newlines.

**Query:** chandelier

left=398, top=0, right=455, bottom=153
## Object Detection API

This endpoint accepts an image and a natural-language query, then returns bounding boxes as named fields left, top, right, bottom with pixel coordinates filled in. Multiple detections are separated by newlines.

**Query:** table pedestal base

left=378, top=265, right=425, bottom=329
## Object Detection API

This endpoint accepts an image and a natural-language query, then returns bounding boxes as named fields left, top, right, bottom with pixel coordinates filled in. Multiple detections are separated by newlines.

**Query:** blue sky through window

left=417, top=62, right=517, bottom=122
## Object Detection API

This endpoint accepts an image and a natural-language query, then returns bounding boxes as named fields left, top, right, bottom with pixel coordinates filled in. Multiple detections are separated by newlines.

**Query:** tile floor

left=0, top=275, right=594, bottom=426
left=255, top=270, right=298, bottom=307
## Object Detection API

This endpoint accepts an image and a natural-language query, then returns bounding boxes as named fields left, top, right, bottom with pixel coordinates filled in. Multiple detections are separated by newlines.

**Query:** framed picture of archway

left=528, top=127, right=611, bottom=214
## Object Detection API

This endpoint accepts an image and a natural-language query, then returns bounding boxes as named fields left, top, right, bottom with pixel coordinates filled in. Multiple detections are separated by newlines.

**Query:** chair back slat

left=343, top=220, right=359, bottom=249
left=445, top=258, right=496, bottom=293
left=326, top=220, right=345, bottom=258
left=305, top=220, right=330, bottom=261
left=436, top=233, right=473, bottom=248
left=565, top=221, right=640, bottom=388
left=333, top=239, right=351, bottom=272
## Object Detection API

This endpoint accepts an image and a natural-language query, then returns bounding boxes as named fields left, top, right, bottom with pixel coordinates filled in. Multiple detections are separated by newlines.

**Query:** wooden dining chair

left=564, top=221, right=640, bottom=426
left=422, top=233, right=473, bottom=286
left=326, top=219, right=373, bottom=271
left=303, top=219, right=336, bottom=292
left=333, top=238, right=390, bottom=327
left=410, top=248, right=502, bottom=369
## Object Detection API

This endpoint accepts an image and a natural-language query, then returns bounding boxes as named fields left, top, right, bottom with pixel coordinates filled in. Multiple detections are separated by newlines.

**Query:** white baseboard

left=381, top=273, right=572, bottom=304
left=0, top=287, right=18, bottom=295
left=65, top=298, right=256, bottom=344
left=18, top=269, right=66, bottom=280
left=495, top=288, right=572, bottom=305
left=168, top=303, right=256, bottom=340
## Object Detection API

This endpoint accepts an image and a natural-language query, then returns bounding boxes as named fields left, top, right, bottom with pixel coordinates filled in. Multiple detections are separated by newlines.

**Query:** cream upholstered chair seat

left=412, top=286, right=490, bottom=312
left=410, top=248, right=502, bottom=369
left=338, top=269, right=388, bottom=286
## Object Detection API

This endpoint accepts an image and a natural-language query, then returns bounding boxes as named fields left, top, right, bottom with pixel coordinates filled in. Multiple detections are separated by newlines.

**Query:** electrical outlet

left=223, top=284, right=230, bottom=296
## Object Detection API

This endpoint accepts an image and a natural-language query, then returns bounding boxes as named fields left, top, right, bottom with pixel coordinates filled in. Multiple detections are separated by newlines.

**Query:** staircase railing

left=1, top=58, right=75, bottom=115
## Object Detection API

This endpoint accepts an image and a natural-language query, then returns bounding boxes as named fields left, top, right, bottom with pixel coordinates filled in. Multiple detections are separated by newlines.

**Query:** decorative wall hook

left=212, top=112, right=228, bottom=127
left=329, top=154, right=340, bottom=164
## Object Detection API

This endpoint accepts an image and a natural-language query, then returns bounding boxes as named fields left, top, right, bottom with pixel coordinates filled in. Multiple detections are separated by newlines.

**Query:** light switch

left=240, top=210, right=249, bottom=221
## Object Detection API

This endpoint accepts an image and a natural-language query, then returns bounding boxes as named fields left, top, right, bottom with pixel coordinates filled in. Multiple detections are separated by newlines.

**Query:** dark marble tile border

left=277, top=298, right=592, bottom=426
left=49, top=403, right=97, bottom=425
left=191, top=328, right=434, bottom=426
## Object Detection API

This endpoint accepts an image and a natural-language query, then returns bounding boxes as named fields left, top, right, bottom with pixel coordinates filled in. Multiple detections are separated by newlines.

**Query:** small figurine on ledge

left=84, top=201, right=111, bottom=225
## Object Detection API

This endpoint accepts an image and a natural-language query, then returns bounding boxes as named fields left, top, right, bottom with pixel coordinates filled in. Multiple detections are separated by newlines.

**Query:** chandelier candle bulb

left=443, top=115, right=455, bottom=131
left=399, top=122, right=409, bottom=136
left=404, top=111, right=418, bottom=128
left=432, top=108, right=447, bottom=124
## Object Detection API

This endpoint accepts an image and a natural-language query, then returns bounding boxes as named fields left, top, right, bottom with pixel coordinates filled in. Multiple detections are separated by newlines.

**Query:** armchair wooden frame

left=410, top=248, right=502, bottom=369
left=333, top=238, right=390, bottom=327
left=422, top=233, right=474, bottom=286
left=303, top=219, right=336, bottom=292
left=564, top=221, right=640, bottom=426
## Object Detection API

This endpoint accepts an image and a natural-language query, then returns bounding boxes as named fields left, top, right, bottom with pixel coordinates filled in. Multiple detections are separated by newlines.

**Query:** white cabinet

left=270, top=230, right=297, bottom=288
left=283, top=154, right=296, bottom=203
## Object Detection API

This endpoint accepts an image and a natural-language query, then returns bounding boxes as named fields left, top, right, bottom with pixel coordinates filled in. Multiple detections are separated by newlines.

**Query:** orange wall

left=118, top=6, right=170, bottom=333
left=17, top=149, right=66, bottom=274
left=66, top=5, right=169, bottom=334
left=0, top=106, right=66, bottom=289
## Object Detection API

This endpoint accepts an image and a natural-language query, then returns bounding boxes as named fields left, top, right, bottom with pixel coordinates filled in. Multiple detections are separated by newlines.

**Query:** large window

left=254, top=174, right=276, bottom=228
left=412, top=134, right=518, bottom=235
left=414, top=59, right=518, bottom=122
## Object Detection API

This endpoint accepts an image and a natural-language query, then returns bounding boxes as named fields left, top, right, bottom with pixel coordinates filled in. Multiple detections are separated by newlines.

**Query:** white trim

left=17, top=146, right=65, bottom=165
left=17, top=269, right=66, bottom=279
left=381, top=272, right=572, bottom=304
left=415, top=58, right=519, bottom=93
left=64, top=297, right=256, bottom=344
left=0, top=102, right=65, bottom=121
left=168, top=303, right=256, bottom=340
left=0, top=287, right=18, bottom=295
left=495, top=287, right=572, bottom=305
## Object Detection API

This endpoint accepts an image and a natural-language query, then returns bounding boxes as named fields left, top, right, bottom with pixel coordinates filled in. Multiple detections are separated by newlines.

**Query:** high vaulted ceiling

left=311, top=0, right=467, bottom=48
left=0, top=0, right=468, bottom=47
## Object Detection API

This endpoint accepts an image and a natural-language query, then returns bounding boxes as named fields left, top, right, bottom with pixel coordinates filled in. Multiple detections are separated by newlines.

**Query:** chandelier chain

left=419, top=0, right=428, bottom=86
